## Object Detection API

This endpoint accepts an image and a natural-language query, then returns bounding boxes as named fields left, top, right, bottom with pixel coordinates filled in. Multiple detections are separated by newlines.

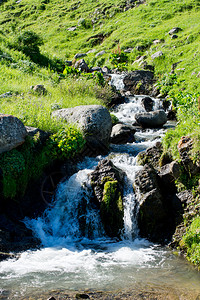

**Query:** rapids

left=0, top=75, right=199, bottom=299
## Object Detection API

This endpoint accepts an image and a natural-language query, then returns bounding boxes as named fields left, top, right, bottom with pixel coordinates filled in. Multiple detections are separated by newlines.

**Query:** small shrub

left=109, top=45, right=128, bottom=68
left=48, top=126, right=86, bottom=160
left=13, top=31, right=43, bottom=57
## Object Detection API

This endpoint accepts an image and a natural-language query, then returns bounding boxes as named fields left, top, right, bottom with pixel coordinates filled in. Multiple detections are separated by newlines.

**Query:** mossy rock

left=100, top=180, right=123, bottom=237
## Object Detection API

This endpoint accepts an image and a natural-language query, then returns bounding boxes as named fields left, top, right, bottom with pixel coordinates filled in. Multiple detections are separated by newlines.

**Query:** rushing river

left=0, top=77, right=200, bottom=299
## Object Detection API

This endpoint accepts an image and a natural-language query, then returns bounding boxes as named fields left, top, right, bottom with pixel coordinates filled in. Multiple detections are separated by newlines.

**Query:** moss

left=0, top=126, right=85, bottom=200
left=100, top=180, right=123, bottom=237
left=181, top=216, right=200, bottom=267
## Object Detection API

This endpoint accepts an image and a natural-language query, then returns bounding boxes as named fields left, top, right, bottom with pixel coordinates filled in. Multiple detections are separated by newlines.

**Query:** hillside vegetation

left=0, top=0, right=200, bottom=266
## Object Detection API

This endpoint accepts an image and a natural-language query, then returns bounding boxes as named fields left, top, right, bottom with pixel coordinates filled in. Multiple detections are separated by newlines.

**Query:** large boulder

left=90, top=159, right=125, bottom=237
left=52, top=105, right=112, bottom=154
left=141, top=96, right=154, bottom=112
left=134, top=165, right=168, bottom=242
left=0, top=114, right=27, bottom=154
left=135, top=110, right=167, bottom=128
left=137, top=142, right=164, bottom=170
left=110, top=124, right=136, bottom=144
left=134, top=163, right=183, bottom=243
left=158, top=161, right=180, bottom=194
left=123, top=70, right=154, bottom=94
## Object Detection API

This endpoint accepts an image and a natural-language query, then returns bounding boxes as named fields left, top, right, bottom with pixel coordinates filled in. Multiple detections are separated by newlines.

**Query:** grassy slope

left=0, top=0, right=200, bottom=265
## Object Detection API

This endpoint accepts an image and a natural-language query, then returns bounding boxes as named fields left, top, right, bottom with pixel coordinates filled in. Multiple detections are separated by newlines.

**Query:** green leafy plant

left=109, top=45, right=128, bottom=70
left=48, top=126, right=86, bottom=160
left=13, top=30, right=43, bottom=57
left=181, top=217, right=200, bottom=267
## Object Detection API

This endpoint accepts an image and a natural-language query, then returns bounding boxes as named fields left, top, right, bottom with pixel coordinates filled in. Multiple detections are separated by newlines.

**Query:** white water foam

left=0, top=76, right=199, bottom=298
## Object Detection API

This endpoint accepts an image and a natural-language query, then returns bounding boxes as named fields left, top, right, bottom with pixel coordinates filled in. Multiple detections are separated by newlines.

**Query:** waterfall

left=25, top=158, right=105, bottom=247
left=25, top=74, right=166, bottom=244
left=2, top=74, right=197, bottom=299
left=110, top=73, right=126, bottom=90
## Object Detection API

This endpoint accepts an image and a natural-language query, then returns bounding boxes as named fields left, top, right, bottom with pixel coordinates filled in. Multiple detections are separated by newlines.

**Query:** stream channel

left=0, top=75, right=200, bottom=299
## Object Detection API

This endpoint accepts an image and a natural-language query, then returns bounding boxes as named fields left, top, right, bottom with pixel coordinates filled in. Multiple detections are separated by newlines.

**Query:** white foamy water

left=0, top=74, right=199, bottom=298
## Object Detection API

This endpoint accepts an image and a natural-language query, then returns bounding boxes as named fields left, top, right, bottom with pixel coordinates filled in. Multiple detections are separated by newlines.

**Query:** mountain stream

left=0, top=76, right=200, bottom=299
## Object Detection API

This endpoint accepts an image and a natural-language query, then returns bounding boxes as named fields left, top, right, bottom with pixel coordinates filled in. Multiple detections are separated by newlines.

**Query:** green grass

left=181, top=216, right=200, bottom=268
left=0, top=0, right=200, bottom=262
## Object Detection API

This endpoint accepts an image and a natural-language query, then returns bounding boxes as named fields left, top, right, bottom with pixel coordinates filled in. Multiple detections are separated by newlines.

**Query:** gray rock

left=95, top=50, right=106, bottom=57
left=74, top=59, right=90, bottom=72
left=52, top=105, right=112, bottom=153
left=90, top=66, right=102, bottom=73
left=31, top=84, right=47, bottom=95
left=0, top=91, right=12, bottom=98
left=141, top=96, right=154, bottom=112
left=137, top=142, right=163, bottom=170
left=25, top=126, right=50, bottom=142
left=124, top=48, right=133, bottom=53
left=177, top=136, right=200, bottom=176
left=0, top=114, right=27, bottom=154
left=135, top=110, right=167, bottom=128
left=123, top=70, right=154, bottom=95
left=67, top=26, right=77, bottom=31
left=90, top=159, right=125, bottom=237
left=134, top=165, right=167, bottom=241
left=171, top=34, right=178, bottom=39
left=168, top=27, right=182, bottom=35
left=74, top=53, right=87, bottom=59
left=110, top=124, right=135, bottom=144
left=86, top=49, right=97, bottom=54
left=159, top=161, right=180, bottom=193
left=151, top=51, right=163, bottom=60
left=153, top=39, right=164, bottom=45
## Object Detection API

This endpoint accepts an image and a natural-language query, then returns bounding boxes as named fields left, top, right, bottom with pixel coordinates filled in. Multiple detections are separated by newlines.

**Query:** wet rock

left=158, top=161, right=180, bottom=194
left=0, top=215, right=39, bottom=256
left=74, top=59, right=90, bottom=72
left=134, top=165, right=168, bottom=242
left=167, top=110, right=176, bottom=120
left=0, top=114, right=27, bottom=154
left=90, top=159, right=125, bottom=237
left=123, top=70, right=154, bottom=95
left=52, top=105, right=112, bottom=154
left=178, top=136, right=200, bottom=176
left=141, top=96, right=154, bottom=112
left=137, top=142, right=163, bottom=170
left=151, top=51, right=163, bottom=60
left=135, top=110, right=167, bottom=128
left=110, top=123, right=136, bottom=144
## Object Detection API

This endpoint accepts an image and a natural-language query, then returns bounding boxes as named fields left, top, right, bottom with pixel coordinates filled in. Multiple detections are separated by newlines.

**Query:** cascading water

left=0, top=75, right=200, bottom=299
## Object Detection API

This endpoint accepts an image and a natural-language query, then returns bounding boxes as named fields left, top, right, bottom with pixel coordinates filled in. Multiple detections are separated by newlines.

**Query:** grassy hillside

left=0, top=0, right=200, bottom=100
left=0, top=0, right=200, bottom=265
